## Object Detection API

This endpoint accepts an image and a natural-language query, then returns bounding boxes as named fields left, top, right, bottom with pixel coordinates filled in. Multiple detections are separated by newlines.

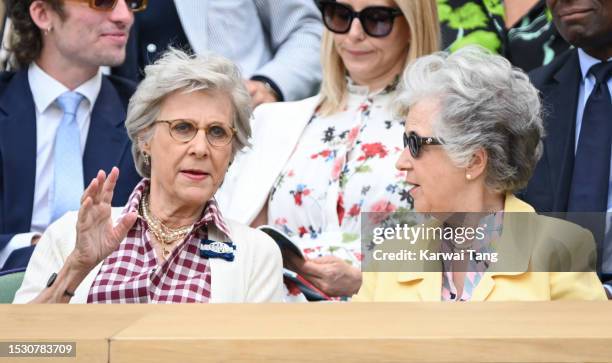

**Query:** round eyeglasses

left=155, top=119, right=236, bottom=147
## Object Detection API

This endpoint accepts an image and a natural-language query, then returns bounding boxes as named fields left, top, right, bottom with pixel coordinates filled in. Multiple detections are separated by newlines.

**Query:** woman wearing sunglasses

left=14, top=49, right=284, bottom=303
left=217, top=0, right=439, bottom=300
left=76, top=0, right=147, bottom=12
left=355, top=47, right=606, bottom=302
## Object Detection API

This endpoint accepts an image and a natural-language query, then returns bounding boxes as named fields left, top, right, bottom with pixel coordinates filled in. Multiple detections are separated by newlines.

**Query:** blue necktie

left=568, top=61, right=612, bottom=212
left=51, top=91, right=85, bottom=222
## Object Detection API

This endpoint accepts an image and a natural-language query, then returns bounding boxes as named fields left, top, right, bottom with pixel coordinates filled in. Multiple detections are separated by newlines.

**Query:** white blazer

left=13, top=208, right=284, bottom=303
left=217, top=96, right=320, bottom=225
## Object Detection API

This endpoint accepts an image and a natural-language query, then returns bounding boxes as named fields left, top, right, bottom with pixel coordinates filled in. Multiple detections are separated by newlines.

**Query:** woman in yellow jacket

left=355, top=47, right=607, bottom=302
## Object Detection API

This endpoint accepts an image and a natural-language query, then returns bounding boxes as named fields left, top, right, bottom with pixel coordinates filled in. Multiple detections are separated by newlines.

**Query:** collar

left=396, top=193, right=535, bottom=283
left=28, top=62, right=102, bottom=114
left=122, top=179, right=233, bottom=240
left=577, top=48, right=612, bottom=81
left=346, top=75, right=399, bottom=97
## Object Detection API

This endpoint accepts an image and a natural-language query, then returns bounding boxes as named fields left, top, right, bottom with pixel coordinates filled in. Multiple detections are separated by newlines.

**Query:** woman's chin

left=175, top=187, right=214, bottom=206
left=413, top=196, right=437, bottom=215
left=413, top=203, right=429, bottom=214
left=409, top=186, right=426, bottom=212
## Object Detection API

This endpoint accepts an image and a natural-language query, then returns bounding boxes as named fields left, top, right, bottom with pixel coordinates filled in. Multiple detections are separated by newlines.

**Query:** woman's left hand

left=298, top=255, right=362, bottom=297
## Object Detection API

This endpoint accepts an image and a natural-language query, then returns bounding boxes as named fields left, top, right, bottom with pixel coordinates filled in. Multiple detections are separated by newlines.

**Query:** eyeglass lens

left=92, top=0, right=147, bottom=11
left=321, top=2, right=398, bottom=37
left=167, top=120, right=233, bottom=146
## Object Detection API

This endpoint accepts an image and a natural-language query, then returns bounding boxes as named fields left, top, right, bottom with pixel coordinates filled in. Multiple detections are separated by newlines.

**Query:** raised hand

left=70, top=167, right=138, bottom=272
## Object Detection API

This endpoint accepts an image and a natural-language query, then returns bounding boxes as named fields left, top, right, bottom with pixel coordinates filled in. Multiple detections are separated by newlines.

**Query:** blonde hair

left=318, top=0, right=440, bottom=115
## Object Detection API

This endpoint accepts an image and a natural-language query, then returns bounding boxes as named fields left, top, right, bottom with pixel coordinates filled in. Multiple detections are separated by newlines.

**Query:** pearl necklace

left=140, top=189, right=193, bottom=259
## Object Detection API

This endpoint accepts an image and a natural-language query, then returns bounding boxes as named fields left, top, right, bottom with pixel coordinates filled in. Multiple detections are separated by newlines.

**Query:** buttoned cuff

left=250, top=75, right=284, bottom=102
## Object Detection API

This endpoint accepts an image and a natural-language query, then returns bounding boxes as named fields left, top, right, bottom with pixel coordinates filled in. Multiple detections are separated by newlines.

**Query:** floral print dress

left=268, top=80, right=413, bottom=276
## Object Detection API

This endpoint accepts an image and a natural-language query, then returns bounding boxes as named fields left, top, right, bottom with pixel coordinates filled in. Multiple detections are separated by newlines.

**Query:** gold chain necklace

left=140, top=189, right=193, bottom=259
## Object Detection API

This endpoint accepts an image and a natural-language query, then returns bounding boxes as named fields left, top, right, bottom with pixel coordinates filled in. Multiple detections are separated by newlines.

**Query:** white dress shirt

left=0, top=63, right=101, bottom=269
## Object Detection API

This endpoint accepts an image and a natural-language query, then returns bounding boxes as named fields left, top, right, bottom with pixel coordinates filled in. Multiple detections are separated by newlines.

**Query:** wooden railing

left=1, top=302, right=611, bottom=362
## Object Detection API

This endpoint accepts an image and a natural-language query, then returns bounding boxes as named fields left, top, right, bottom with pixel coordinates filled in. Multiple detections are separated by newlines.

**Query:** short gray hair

left=395, top=46, right=544, bottom=193
left=125, top=48, right=252, bottom=177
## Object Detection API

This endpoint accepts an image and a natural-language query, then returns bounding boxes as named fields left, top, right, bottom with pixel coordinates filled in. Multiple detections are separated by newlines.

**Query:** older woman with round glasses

left=218, top=0, right=439, bottom=300
left=14, top=48, right=284, bottom=303
left=355, top=47, right=606, bottom=302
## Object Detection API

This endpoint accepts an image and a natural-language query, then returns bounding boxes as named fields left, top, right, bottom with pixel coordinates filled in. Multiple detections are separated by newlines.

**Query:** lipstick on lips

left=181, top=169, right=209, bottom=181
left=345, top=49, right=372, bottom=57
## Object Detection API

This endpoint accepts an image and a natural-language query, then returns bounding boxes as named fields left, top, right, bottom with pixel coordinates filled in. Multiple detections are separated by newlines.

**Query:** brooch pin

left=200, top=239, right=236, bottom=261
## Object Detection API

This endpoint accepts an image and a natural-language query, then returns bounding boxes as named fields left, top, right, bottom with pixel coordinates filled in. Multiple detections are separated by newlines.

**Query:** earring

left=143, top=153, right=150, bottom=166
left=466, top=174, right=472, bottom=180
left=44, top=27, right=52, bottom=36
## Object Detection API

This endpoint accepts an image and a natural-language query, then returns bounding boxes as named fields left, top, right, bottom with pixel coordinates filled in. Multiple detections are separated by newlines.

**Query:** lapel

left=395, top=219, right=444, bottom=301
left=396, top=271, right=443, bottom=301
left=225, top=96, right=321, bottom=224
left=472, top=195, right=535, bottom=301
left=202, top=222, right=236, bottom=302
left=395, top=195, right=536, bottom=301
left=82, top=76, right=130, bottom=183
left=541, top=50, right=581, bottom=211
left=395, top=242, right=443, bottom=301
left=0, top=70, right=37, bottom=232
left=206, top=223, right=226, bottom=276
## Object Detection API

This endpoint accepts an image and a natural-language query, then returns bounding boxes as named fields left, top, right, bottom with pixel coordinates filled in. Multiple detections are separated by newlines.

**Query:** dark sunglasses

left=403, top=131, right=444, bottom=158
left=318, top=0, right=402, bottom=38
left=78, top=0, right=148, bottom=12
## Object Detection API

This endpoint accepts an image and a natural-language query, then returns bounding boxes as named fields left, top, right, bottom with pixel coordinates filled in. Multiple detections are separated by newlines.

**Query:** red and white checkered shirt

left=87, top=179, right=232, bottom=303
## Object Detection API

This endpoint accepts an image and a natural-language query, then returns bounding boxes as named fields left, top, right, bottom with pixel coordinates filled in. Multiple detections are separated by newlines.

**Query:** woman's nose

left=395, top=147, right=414, bottom=172
left=188, top=129, right=210, bottom=157
left=347, top=16, right=366, bottom=40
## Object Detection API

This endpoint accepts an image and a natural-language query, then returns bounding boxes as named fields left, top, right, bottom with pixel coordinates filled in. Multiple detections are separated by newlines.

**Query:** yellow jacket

left=354, top=194, right=607, bottom=301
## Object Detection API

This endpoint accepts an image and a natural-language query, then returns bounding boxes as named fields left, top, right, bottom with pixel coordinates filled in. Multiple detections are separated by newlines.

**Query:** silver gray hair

left=395, top=46, right=544, bottom=193
left=125, top=47, right=252, bottom=178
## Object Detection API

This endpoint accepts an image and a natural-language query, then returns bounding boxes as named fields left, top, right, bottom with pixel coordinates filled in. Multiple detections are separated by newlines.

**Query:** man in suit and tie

left=0, top=0, right=144, bottom=271
left=522, top=0, right=612, bottom=297
left=112, top=0, right=322, bottom=107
